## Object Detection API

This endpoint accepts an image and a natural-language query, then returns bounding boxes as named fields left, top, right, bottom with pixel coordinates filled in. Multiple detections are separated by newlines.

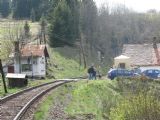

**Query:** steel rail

left=0, top=79, right=67, bottom=104
left=13, top=80, right=73, bottom=120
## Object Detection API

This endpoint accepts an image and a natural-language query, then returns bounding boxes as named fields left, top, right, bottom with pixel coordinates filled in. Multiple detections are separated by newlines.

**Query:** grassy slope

left=47, top=47, right=86, bottom=79
left=34, top=80, right=122, bottom=120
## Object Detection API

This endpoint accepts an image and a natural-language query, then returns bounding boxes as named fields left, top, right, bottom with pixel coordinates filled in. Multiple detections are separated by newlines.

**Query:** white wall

left=37, top=56, right=46, bottom=77
left=14, top=57, right=20, bottom=73
left=14, top=56, right=46, bottom=78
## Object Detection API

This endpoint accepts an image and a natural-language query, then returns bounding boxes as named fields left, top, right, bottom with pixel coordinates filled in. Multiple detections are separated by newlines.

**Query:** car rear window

left=155, top=70, right=160, bottom=74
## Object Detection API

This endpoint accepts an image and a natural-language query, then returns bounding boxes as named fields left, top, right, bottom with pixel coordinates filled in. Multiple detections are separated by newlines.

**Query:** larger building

left=114, top=41, right=160, bottom=71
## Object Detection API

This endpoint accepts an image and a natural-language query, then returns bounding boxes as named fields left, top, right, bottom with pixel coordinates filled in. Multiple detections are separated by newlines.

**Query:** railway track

left=0, top=79, right=76, bottom=120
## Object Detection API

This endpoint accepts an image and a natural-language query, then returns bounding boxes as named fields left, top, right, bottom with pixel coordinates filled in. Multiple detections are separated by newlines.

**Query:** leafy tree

left=24, top=21, right=30, bottom=38
left=12, top=0, right=51, bottom=20
left=13, top=0, right=31, bottom=19
left=79, top=0, right=98, bottom=64
left=111, top=31, right=119, bottom=56
left=30, top=8, right=36, bottom=22
left=40, top=15, right=47, bottom=44
left=32, top=0, right=51, bottom=21
left=0, top=0, right=11, bottom=18
left=49, top=0, right=75, bottom=47
left=66, top=0, right=80, bottom=40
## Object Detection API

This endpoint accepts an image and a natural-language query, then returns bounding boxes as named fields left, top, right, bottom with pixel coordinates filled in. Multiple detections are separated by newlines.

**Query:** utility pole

left=0, top=59, right=8, bottom=93
left=31, top=52, right=33, bottom=79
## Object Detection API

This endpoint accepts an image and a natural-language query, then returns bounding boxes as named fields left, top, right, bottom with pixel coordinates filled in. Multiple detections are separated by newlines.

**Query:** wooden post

left=31, top=52, right=33, bottom=79
left=0, top=59, right=8, bottom=93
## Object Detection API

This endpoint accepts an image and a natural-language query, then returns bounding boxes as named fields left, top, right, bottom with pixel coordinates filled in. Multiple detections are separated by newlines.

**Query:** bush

left=116, top=77, right=152, bottom=95
left=110, top=93, right=160, bottom=120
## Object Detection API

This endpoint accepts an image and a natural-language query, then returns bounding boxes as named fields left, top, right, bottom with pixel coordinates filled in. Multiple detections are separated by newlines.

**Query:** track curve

left=0, top=80, right=74, bottom=120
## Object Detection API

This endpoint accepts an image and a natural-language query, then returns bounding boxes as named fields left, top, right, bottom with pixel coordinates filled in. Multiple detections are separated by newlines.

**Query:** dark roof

left=122, top=44, right=160, bottom=66
left=21, top=44, right=49, bottom=57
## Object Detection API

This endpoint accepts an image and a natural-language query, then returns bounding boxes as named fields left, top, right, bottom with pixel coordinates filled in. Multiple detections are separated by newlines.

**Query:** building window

left=119, top=63, right=125, bottom=69
left=33, top=61, right=37, bottom=64
left=22, top=64, right=32, bottom=72
left=40, top=57, right=45, bottom=64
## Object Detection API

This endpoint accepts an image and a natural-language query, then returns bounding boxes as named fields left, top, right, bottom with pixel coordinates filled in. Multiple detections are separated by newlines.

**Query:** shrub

left=116, top=77, right=152, bottom=95
left=110, top=93, right=160, bottom=120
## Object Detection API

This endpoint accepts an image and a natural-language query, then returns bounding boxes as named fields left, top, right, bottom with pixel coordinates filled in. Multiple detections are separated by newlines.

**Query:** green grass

left=66, top=80, right=121, bottom=120
left=34, top=80, right=122, bottom=120
left=34, top=95, right=54, bottom=120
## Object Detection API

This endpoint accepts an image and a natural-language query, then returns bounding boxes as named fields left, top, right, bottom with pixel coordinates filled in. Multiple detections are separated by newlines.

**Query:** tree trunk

left=80, top=33, right=87, bottom=68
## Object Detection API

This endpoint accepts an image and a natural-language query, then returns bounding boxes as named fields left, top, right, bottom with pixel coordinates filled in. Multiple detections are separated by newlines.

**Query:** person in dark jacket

left=88, top=66, right=94, bottom=80
left=93, top=69, right=97, bottom=80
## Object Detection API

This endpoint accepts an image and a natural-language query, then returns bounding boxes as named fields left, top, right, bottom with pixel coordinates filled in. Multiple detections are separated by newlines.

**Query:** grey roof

left=122, top=44, right=160, bottom=66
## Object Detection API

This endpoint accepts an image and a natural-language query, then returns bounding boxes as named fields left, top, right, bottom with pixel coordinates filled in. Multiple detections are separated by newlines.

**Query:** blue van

left=142, top=69, right=160, bottom=79
left=108, top=69, right=134, bottom=80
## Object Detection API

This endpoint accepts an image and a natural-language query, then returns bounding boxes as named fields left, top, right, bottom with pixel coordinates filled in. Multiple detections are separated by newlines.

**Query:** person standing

left=93, top=68, right=97, bottom=80
left=88, top=66, right=94, bottom=80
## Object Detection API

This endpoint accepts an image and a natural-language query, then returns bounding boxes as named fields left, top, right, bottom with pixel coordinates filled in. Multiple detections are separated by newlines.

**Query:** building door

left=8, top=66, right=14, bottom=73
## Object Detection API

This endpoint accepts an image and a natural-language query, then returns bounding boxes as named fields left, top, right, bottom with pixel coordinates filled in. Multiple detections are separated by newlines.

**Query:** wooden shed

left=6, top=73, right=28, bottom=88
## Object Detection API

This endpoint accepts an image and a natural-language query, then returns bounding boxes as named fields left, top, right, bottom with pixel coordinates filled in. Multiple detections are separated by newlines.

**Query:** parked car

left=107, top=69, right=134, bottom=80
left=142, top=69, right=160, bottom=79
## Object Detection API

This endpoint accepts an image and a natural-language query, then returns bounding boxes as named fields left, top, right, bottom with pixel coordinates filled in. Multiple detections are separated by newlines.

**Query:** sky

left=95, top=0, right=160, bottom=12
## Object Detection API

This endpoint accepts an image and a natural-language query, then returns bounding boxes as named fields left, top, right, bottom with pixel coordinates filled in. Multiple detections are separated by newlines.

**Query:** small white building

left=14, top=44, right=49, bottom=78
left=114, top=55, right=131, bottom=69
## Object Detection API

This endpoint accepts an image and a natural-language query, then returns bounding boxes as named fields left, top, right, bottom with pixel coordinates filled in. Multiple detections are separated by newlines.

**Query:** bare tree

left=0, top=21, right=24, bottom=60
